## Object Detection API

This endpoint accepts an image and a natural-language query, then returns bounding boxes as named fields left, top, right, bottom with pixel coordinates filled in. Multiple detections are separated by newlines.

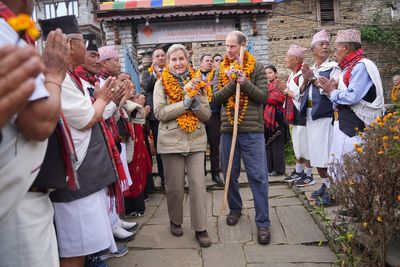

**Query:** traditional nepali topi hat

left=311, top=29, right=330, bottom=47
left=39, top=15, right=80, bottom=40
left=84, top=34, right=98, bottom=52
left=99, top=45, right=119, bottom=61
left=287, top=44, right=306, bottom=58
left=335, top=29, right=362, bottom=44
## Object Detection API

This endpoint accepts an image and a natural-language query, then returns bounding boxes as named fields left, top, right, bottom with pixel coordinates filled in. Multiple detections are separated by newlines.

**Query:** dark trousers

left=220, top=133, right=270, bottom=228
left=125, top=192, right=145, bottom=214
left=266, top=130, right=286, bottom=174
left=149, top=119, right=164, bottom=183
left=205, top=112, right=221, bottom=174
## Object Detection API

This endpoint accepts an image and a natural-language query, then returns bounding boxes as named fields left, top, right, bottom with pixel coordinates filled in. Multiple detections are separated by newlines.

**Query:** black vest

left=50, top=123, right=117, bottom=202
left=299, top=68, right=334, bottom=121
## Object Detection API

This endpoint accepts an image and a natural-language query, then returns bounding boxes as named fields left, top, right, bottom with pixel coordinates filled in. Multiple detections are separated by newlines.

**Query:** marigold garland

left=193, top=68, right=214, bottom=102
left=391, top=84, right=399, bottom=103
left=148, top=65, right=161, bottom=80
left=7, top=14, right=40, bottom=40
left=218, top=51, right=256, bottom=125
left=161, top=65, right=203, bottom=133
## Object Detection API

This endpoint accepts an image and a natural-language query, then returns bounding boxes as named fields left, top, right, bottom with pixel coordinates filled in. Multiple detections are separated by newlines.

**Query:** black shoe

left=226, top=212, right=242, bottom=226
left=284, top=171, right=306, bottom=183
left=294, top=175, right=315, bottom=187
left=257, top=227, right=271, bottom=245
left=311, top=183, right=326, bottom=199
left=211, top=173, right=224, bottom=186
left=195, top=230, right=211, bottom=247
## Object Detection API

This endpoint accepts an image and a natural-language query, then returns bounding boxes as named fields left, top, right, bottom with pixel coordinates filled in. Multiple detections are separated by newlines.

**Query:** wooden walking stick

left=220, top=45, right=245, bottom=215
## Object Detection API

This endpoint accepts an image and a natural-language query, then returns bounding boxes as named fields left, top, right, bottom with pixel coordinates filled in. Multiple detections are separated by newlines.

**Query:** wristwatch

left=310, top=76, right=317, bottom=83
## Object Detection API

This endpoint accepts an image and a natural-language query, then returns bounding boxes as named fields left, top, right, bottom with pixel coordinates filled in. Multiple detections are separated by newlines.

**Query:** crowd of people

left=0, top=0, right=388, bottom=266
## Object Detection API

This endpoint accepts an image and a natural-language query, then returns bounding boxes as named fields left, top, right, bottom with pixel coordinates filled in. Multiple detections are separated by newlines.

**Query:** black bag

left=32, top=131, right=69, bottom=189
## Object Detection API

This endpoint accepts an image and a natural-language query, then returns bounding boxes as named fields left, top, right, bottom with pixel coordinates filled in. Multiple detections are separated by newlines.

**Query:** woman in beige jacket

left=153, top=44, right=212, bottom=247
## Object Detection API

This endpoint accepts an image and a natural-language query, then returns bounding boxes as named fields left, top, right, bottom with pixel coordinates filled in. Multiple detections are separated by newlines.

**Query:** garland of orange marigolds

left=161, top=66, right=212, bottom=133
left=218, top=51, right=256, bottom=125
left=194, top=68, right=215, bottom=102
left=148, top=65, right=161, bottom=80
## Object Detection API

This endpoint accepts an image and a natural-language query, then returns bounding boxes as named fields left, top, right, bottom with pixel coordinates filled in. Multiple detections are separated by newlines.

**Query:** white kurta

left=53, top=189, right=117, bottom=257
left=306, top=60, right=340, bottom=168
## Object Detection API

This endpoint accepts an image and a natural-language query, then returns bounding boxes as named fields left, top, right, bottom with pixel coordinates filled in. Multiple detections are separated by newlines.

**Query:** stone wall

left=267, top=0, right=399, bottom=98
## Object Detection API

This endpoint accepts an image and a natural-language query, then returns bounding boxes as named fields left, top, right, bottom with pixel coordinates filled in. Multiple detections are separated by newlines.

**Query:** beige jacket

left=153, top=79, right=211, bottom=154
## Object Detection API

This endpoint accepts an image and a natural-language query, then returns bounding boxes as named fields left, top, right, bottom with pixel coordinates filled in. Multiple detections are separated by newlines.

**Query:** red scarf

left=74, top=66, right=99, bottom=86
left=0, top=2, right=35, bottom=44
left=338, top=48, right=366, bottom=87
left=284, top=67, right=302, bottom=124
left=125, top=124, right=152, bottom=198
left=68, top=69, right=127, bottom=213
left=264, top=79, right=286, bottom=130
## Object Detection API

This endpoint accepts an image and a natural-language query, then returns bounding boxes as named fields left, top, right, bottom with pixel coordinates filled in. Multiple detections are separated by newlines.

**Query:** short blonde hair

left=166, top=44, right=189, bottom=62
left=393, top=75, right=400, bottom=84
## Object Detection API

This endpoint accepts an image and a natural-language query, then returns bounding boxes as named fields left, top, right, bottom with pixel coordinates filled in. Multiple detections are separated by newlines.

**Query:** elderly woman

left=153, top=44, right=212, bottom=247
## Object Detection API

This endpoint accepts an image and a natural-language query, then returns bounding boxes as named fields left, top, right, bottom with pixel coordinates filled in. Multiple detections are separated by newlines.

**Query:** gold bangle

left=45, top=80, right=62, bottom=88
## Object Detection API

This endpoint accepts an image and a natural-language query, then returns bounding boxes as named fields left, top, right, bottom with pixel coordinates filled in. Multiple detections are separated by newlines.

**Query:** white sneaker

left=112, top=226, right=135, bottom=242
left=120, top=220, right=138, bottom=231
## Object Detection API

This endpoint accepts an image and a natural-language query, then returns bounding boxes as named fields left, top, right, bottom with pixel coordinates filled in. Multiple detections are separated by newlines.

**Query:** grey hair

left=393, top=75, right=400, bottom=83
left=166, top=44, right=189, bottom=62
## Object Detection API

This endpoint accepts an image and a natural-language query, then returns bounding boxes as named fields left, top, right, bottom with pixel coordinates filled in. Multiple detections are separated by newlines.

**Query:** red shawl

left=124, top=124, right=152, bottom=198
left=264, top=79, right=286, bottom=130
left=74, top=66, right=99, bottom=86
left=338, top=48, right=366, bottom=87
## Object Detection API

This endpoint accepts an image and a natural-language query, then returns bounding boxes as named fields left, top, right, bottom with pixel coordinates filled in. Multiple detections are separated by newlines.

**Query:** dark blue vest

left=299, top=69, right=334, bottom=121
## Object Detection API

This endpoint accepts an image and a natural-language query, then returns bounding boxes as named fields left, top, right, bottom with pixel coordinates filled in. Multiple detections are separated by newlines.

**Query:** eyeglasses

left=70, top=38, right=89, bottom=48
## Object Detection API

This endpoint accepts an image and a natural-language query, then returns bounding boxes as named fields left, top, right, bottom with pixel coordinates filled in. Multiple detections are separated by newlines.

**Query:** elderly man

left=199, top=54, right=224, bottom=186
left=39, top=15, right=121, bottom=267
left=0, top=1, right=69, bottom=266
left=74, top=35, right=136, bottom=255
left=213, top=30, right=271, bottom=244
left=281, top=44, right=312, bottom=184
left=320, top=29, right=385, bottom=166
left=296, top=30, right=341, bottom=205
left=141, top=47, right=166, bottom=189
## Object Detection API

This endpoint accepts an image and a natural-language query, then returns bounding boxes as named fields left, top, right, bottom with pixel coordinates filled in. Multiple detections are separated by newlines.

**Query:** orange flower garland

left=161, top=65, right=202, bottom=133
left=218, top=51, right=256, bottom=125
left=194, top=68, right=215, bottom=102
left=148, top=65, right=161, bottom=80
left=7, top=14, right=40, bottom=40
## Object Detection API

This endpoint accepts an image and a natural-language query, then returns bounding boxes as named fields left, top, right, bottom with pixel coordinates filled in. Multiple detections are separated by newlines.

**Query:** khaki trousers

left=161, top=152, right=207, bottom=231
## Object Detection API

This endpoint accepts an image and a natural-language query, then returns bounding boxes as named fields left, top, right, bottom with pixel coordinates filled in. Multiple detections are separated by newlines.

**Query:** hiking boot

left=170, top=221, right=183, bottom=236
left=257, top=227, right=271, bottom=245
left=284, top=171, right=305, bottom=183
left=226, top=212, right=242, bottom=226
left=311, top=183, right=326, bottom=199
left=294, top=175, right=315, bottom=187
left=195, top=230, right=212, bottom=247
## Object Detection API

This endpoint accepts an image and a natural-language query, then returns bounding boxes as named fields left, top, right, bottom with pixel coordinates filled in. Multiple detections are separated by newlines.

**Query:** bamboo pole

left=220, top=46, right=245, bottom=215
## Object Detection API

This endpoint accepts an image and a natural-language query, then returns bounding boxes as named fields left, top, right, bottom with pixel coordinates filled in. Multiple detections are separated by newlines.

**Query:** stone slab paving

left=276, top=205, right=326, bottom=244
left=107, top=248, right=202, bottom=267
left=202, top=243, right=246, bottom=267
left=108, top=166, right=337, bottom=267
left=244, top=244, right=337, bottom=263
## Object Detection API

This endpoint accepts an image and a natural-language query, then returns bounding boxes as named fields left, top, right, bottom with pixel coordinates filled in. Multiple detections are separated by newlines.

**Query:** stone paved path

left=107, top=166, right=337, bottom=267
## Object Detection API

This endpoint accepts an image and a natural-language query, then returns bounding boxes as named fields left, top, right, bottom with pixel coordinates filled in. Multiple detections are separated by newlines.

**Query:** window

left=316, top=0, right=338, bottom=26
left=44, top=0, right=79, bottom=19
